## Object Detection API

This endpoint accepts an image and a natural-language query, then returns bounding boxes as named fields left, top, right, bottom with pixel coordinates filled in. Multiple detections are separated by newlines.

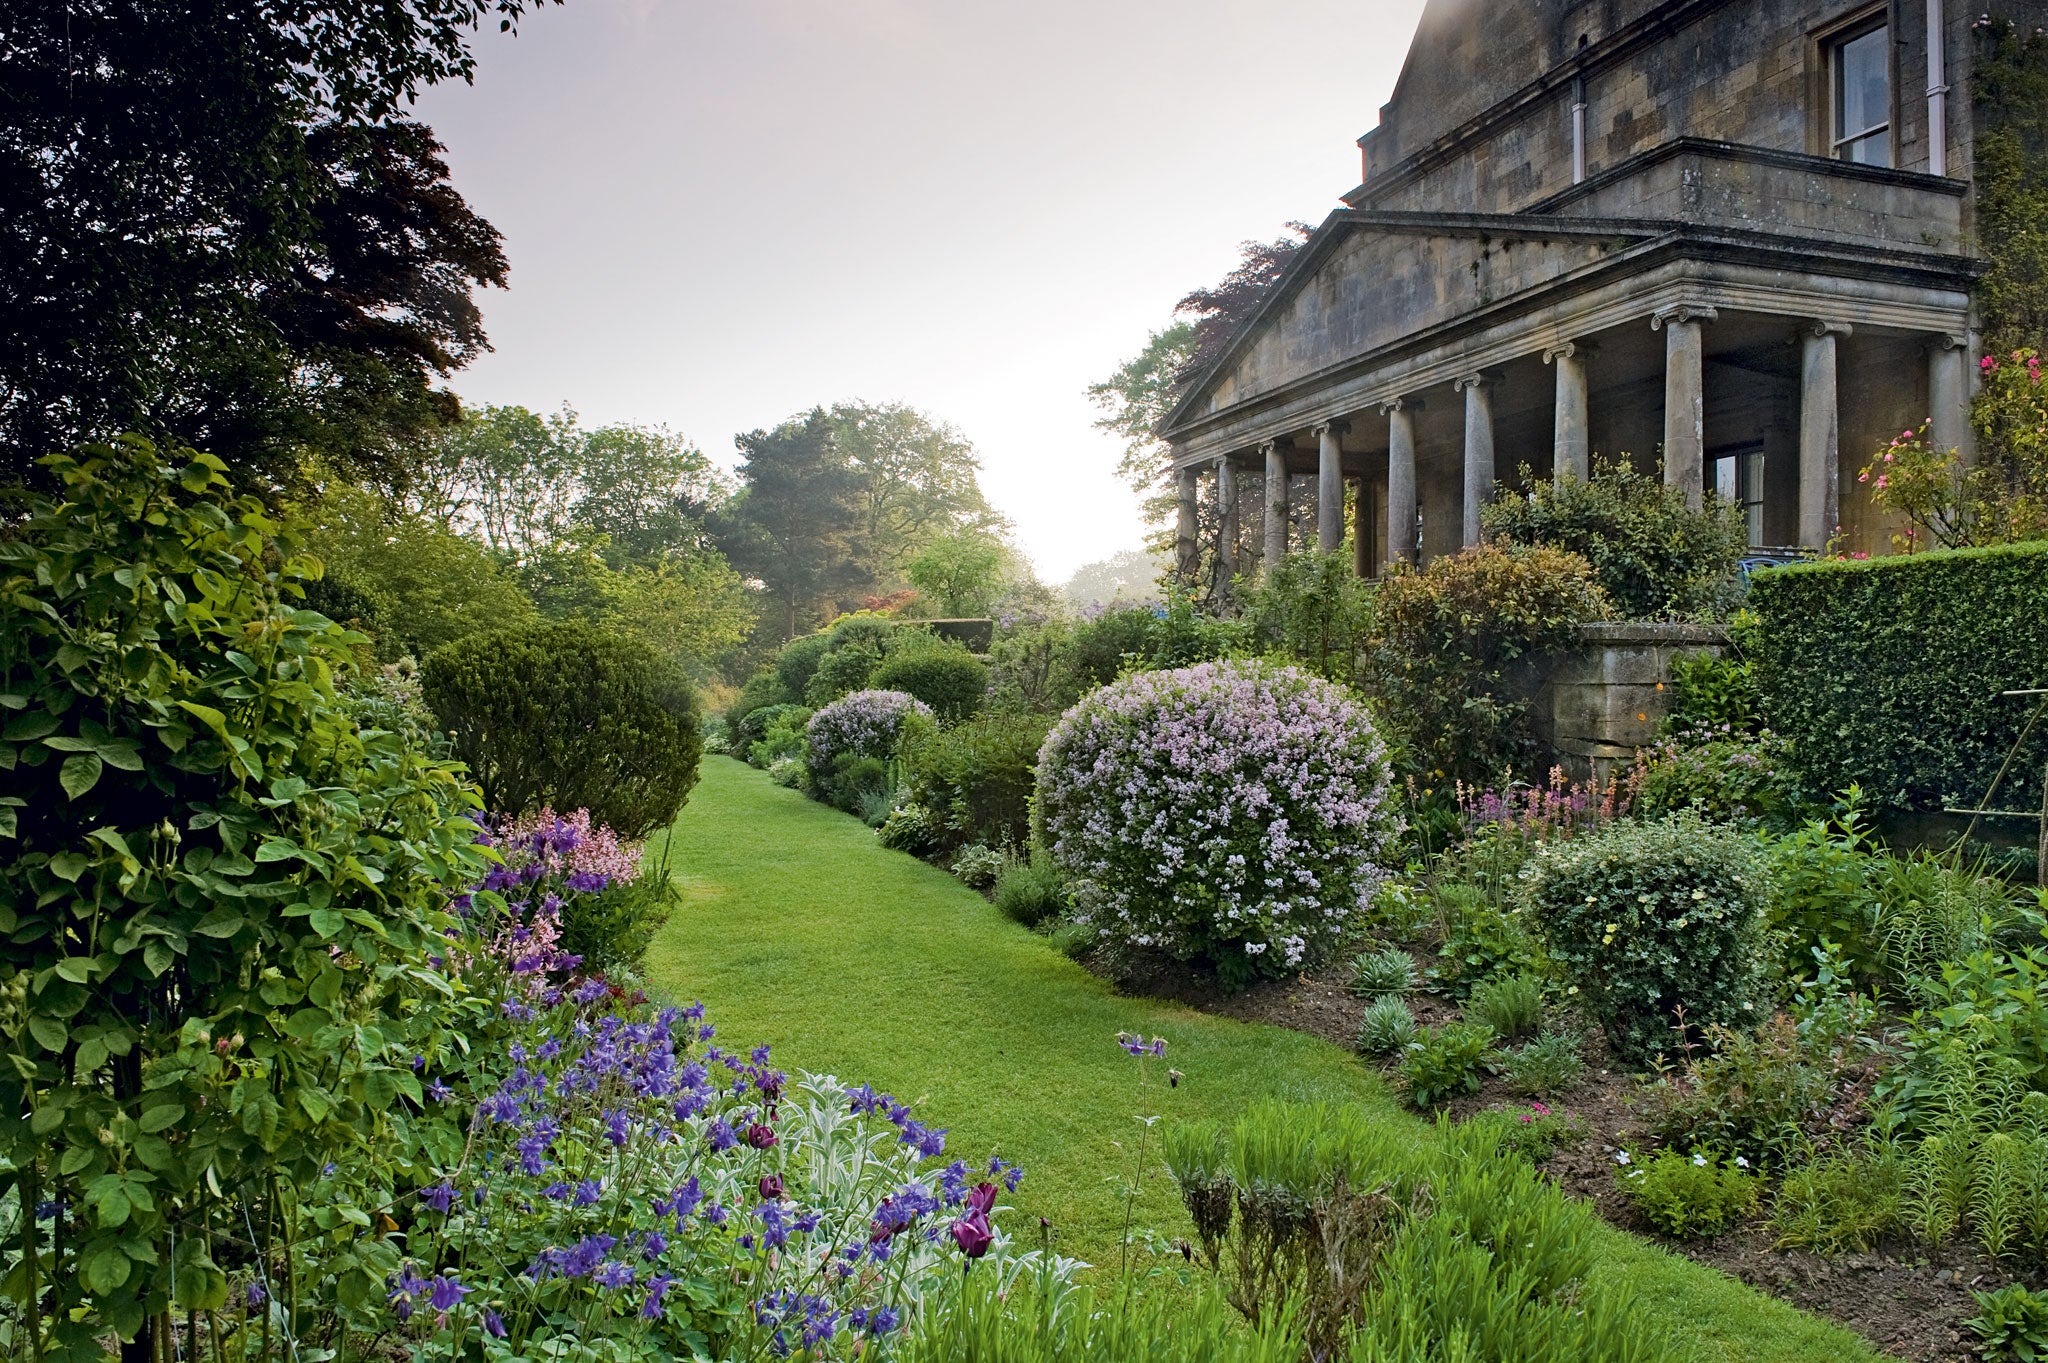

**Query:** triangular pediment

left=1162, top=212, right=1661, bottom=434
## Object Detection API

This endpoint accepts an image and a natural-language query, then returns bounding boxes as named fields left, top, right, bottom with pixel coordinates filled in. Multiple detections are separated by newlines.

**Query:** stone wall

left=1531, top=621, right=1730, bottom=779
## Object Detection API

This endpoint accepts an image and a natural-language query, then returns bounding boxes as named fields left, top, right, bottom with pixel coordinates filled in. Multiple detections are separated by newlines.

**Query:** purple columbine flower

left=245, top=1281, right=266, bottom=1309
left=388, top=1268, right=427, bottom=1321
left=573, top=1179, right=602, bottom=1207
left=655, top=1177, right=703, bottom=1220
left=425, top=1078, right=452, bottom=1103
left=420, top=1182, right=457, bottom=1214
left=642, top=1274, right=675, bottom=1319
left=592, top=1260, right=636, bottom=1290
left=706, top=1118, right=738, bottom=1152
left=427, top=1275, right=469, bottom=1312
left=869, top=1306, right=900, bottom=1336
left=483, top=1308, right=507, bottom=1338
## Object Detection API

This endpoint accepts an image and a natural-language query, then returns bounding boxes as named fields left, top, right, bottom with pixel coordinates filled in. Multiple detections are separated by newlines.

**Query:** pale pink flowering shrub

left=805, top=689, right=934, bottom=782
left=496, top=806, right=644, bottom=888
left=1036, top=659, right=1397, bottom=984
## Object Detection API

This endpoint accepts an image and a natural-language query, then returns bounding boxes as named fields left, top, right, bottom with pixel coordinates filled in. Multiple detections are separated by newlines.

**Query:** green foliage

left=1241, top=551, right=1374, bottom=685
left=1637, top=731, right=1801, bottom=828
left=1748, top=543, right=2048, bottom=813
left=1499, top=1033, right=1587, bottom=1098
left=1763, top=799, right=1883, bottom=979
left=746, top=705, right=813, bottom=772
left=775, top=633, right=835, bottom=699
left=1968, top=1284, right=2048, bottom=1363
left=875, top=800, right=941, bottom=857
left=1467, top=972, right=1545, bottom=1042
left=1356, top=997, right=1418, bottom=1057
left=992, top=850, right=1067, bottom=927
left=1466, top=1103, right=1589, bottom=1162
left=1665, top=610, right=1763, bottom=734
left=950, top=842, right=1007, bottom=889
left=1367, top=544, right=1610, bottom=785
left=726, top=668, right=791, bottom=732
left=0, top=439, right=490, bottom=1352
left=805, top=638, right=883, bottom=705
left=1617, top=1150, right=1760, bottom=1239
left=422, top=619, right=703, bottom=839
left=556, top=875, right=674, bottom=980
left=1349, top=946, right=1417, bottom=999
left=871, top=642, right=989, bottom=722
left=905, top=528, right=1009, bottom=617
left=900, top=1270, right=1304, bottom=1363
left=1521, top=812, right=1771, bottom=1066
left=1771, top=1143, right=1904, bottom=1256
left=1428, top=881, right=1542, bottom=999
left=903, top=711, right=1054, bottom=854
left=1398, top=1021, right=1496, bottom=1108
left=1638, top=1015, right=1848, bottom=1169
left=1482, top=460, right=1747, bottom=620
left=984, top=617, right=1080, bottom=715
left=1976, top=16, right=2048, bottom=358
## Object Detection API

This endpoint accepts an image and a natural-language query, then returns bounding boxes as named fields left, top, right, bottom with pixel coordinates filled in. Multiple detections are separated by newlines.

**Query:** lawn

left=646, top=756, right=1879, bottom=1363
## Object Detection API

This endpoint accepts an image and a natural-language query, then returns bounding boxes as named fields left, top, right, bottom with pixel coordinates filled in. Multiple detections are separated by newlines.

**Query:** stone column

left=1315, top=420, right=1348, bottom=553
left=1215, top=457, right=1239, bottom=585
left=1652, top=304, right=1716, bottom=509
left=1174, top=464, right=1199, bottom=585
left=1262, top=439, right=1289, bottom=571
left=1383, top=398, right=1417, bottom=567
left=1545, top=341, right=1591, bottom=485
left=1353, top=476, right=1373, bottom=577
left=1799, top=321, right=1850, bottom=549
left=1454, top=372, right=1495, bottom=547
left=1929, top=333, right=1973, bottom=465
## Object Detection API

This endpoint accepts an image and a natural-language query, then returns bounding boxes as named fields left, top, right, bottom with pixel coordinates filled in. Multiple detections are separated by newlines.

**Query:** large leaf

left=59, top=751, right=103, bottom=799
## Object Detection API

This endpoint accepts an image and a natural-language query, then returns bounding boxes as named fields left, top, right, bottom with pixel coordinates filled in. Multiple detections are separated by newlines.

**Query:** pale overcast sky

left=416, top=0, right=1429, bottom=582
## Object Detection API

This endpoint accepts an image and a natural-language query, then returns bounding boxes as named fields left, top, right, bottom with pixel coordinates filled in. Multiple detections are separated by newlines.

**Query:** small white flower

left=1734, top=1156, right=1750, bottom=1169
left=1692, top=1153, right=1707, bottom=1167
left=1614, top=1150, right=1631, bottom=1166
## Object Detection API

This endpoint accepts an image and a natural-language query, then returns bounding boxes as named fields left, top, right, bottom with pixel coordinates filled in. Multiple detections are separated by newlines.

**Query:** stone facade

left=1162, top=0, right=2048, bottom=579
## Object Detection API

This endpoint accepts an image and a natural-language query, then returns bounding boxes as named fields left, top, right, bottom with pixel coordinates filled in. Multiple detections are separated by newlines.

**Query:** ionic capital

left=1378, top=396, right=1410, bottom=416
left=1312, top=418, right=1352, bottom=439
left=1452, top=372, right=1495, bottom=393
left=1932, top=331, right=1969, bottom=351
left=1806, top=319, right=1853, bottom=340
left=1651, top=302, right=1718, bottom=330
left=1543, top=340, right=1595, bottom=364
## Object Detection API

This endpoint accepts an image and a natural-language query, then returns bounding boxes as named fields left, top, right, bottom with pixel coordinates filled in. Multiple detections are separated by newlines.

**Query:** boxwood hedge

left=1748, top=543, right=2048, bottom=812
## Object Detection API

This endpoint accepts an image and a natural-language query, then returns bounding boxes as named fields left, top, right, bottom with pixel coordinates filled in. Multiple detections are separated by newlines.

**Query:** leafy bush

left=1500, top=1033, right=1587, bottom=1097
left=1968, top=1284, right=2048, bottom=1363
left=1771, top=1142, right=1904, bottom=1256
left=1467, top=972, right=1545, bottom=1042
left=1748, top=542, right=2048, bottom=813
left=1664, top=609, right=1763, bottom=737
left=805, top=637, right=883, bottom=705
left=1617, top=1150, right=1760, bottom=1238
left=742, top=704, right=813, bottom=770
left=726, top=667, right=791, bottom=734
left=984, top=617, right=1081, bottom=715
left=1521, top=812, right=1771, bottom=1065
left=1399, top=1021, right=1496, bottom=1108
left=1350, top=946, right=1417, bottom=998
left=877, top=800, right=941, bottom=856
left=1762, top=801, right=1884, bottom=979
left=0, top=440, right=491, bottom=1350
left=1240, top=550, right=1374, bottom=685
left=1037, top=660, right=1397, bottom=985
left=950, top=842, right=1007, bottom=890
left=1470, top=1101, right=1588, bottom=1162
left=1637, top=1015, right=1847, bottom=1168
left=1367, top=544, right=1609, bottom=785
left=871, top=641, right=989, bottom=722
left=1357, top=997, right=1418, bottom=1056
left=1636, top=729, right=1800, bottom=828
left=1482, top=459, right=1747, bottom=620
left=902, top=711, right=1055, bottom=854
left=774, top=631, right=835, bottom=698
left=804, top=689, right=933, bottom=786
left=424, top=619, right=703, bottom=839
left=993, top=851, right=1067, bottom=927
left=1428, top=881, right=1543, bottom=998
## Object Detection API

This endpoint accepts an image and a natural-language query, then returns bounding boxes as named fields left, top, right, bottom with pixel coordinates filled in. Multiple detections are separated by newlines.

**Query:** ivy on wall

left=1975, top=15, right=2048, bottom=355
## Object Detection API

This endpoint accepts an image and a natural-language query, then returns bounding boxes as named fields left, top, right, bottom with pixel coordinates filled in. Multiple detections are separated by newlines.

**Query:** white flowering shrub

left=805, top=689, right=934, bottom=784
left=1036, top=660, right=1397, bottom=984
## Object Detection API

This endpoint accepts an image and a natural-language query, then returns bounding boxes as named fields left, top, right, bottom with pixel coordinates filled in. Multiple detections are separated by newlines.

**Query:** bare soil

left=1092, top=947, right=2024, bottom=1363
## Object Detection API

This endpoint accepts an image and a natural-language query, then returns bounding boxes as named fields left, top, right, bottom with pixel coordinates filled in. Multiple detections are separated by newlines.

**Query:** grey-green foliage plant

left=1500, top=1033, right=1587, bottom=1097
left=1350, top=946, right=1417, bottom=999
left=1467, top=972, right=1544, bottom=1042
left=0, top=440, right=492, bottom=1357
left=1356, top=998, right=1418, bottom=1057
left=422, top=619, right=702, bottom=839
left=1521, top=811, right=1770, bottom=1065
left=1967, top=1283, right=2048, bottom=1363
left=1398, top=1022, right=1497, bottom=1108
left=993, top=851, right=1067, bottom=927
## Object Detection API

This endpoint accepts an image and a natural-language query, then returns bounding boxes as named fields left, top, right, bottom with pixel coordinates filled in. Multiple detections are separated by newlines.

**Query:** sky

left=415, top=0, right=1430, bottom=583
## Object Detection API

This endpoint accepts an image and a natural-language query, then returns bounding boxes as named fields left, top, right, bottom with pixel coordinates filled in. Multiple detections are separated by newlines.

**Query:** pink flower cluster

left=497, top=806, right=644, bottom=888
left=804, top=690, right=933, bottom=777
left=1036, top=659, right=1398, bottom=973
left=1456, top=766, right=1635, bottom=841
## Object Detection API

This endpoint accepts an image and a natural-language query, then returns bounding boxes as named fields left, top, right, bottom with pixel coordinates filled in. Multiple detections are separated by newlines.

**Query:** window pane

left=1836, top=27, right=1889, bottom=140
left=1844, top=129, right=1890, bottom=165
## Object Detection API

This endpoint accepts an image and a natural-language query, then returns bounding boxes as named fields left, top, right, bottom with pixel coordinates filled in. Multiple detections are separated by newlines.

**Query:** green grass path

left=646, top=757, right=1879, bottom=1363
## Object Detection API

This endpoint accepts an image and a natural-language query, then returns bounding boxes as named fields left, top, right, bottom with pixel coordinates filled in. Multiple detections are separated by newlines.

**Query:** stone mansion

left=1162, top=0, right=2048, bottom=578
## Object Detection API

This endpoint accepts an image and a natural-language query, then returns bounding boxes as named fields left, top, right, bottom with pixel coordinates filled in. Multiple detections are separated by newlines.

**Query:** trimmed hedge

left=1749, top=542, right=2048, bottom=811
left=871, top=644, right=988, bottom=722
left=423, top=620, right=702, bottom=838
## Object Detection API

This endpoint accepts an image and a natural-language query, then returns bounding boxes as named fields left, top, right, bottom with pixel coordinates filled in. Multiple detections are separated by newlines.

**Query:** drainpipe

left=1571, top=74, right=1588, bottom=184
left=1926, top=0, right=1949, bottom=176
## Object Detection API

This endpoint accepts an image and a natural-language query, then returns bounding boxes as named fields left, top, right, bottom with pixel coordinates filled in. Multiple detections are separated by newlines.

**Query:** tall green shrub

left=0, top=440, right=490, bottom=1352
left=1520, top=812, right=1771, bottom=1065
left=1241, top=550, right=1374, bottom=685
left=1482, top=460, right=1746, bottom=620
left=871, top=642, right=988, bottom=722
left=1748, top=543, right=2048, bottom=812
left=1367, top=544, right=1609, bottom=785
left=903, top=712, right=1055, bottom=852
left=423, top=620, right=702, bottom=838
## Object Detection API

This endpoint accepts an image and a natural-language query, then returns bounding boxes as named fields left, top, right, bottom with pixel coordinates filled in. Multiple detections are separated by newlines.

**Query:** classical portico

left=1165, top=171, right=1979, bottom=585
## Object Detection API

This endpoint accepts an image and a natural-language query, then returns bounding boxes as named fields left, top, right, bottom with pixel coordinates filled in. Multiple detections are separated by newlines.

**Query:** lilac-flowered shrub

left=1036, top=660, right=1398, bottom=984
left=806, top=689, right=934, bottom=777
left=467, top=804, right=670, bottom=979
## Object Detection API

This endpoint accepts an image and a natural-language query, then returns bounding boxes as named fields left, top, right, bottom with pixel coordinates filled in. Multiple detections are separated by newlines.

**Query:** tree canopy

left=0, top=0, right=551, bottom=489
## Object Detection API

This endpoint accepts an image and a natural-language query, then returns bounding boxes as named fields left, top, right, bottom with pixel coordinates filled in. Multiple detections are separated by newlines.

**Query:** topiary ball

left=1036, top=659, right=1397, bottom=986
left=870, top=644, right=987, bottom=723
left=422, top=620, right=701, bottom=839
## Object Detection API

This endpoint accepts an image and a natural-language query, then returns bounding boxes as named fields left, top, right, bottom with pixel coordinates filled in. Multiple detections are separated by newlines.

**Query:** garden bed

left=1103, top=950, right=2018, bottom=1363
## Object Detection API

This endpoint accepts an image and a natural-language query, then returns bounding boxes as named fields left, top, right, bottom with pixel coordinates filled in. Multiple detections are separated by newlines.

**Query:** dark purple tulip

left=745, top=1122, right=779, bottom=1150
left=950, top=1211, right=994, bottom=1259
left=759, top=1173, right=785, bottom=1201
left=965, top=1182, right=998, bottom=1217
